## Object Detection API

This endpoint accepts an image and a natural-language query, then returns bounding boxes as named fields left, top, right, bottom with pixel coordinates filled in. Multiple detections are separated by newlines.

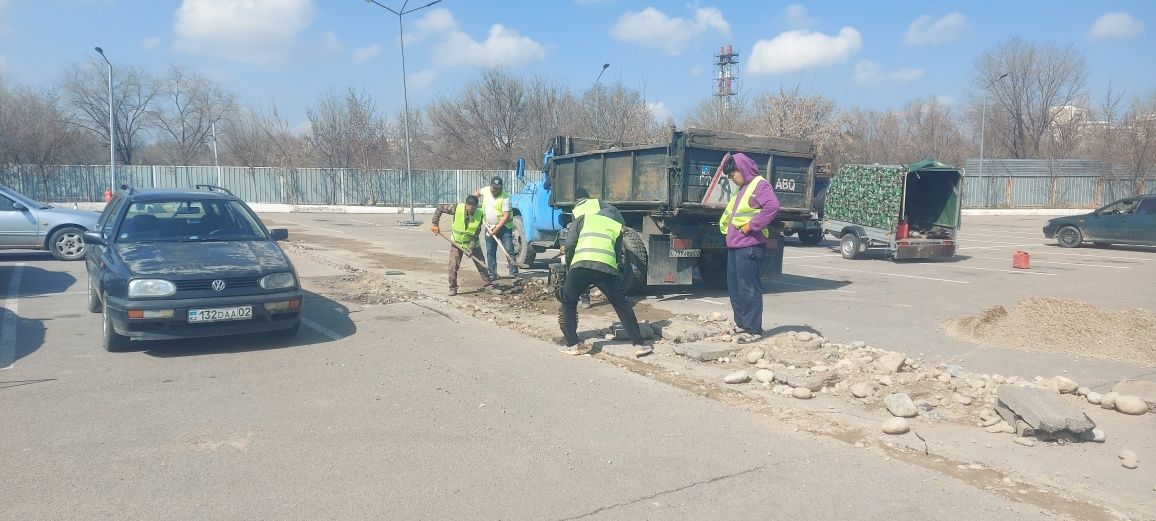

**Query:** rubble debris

left=995, top=386, right=1095, bottom=436
left=882, top=417, right=910, bottom=435
left=1114, top=395, right=1148, bottom=415
left=1014, top=437, right=1036, bottom=447
left=745, top=348, right=765, bottom=364
left=885, top=393, right=918, bottom=418
left=792, top=387, right=813, bottom=399
left=754, top=369, right=775, bottom=384
left=1077, top=428, right=1107, bottom=443
left=678, top=343, right=733, bottom=362
left=1050, top=376, right=1080, bottom=394
left=724, top=371, right=751, bottom=384
left=850, top=382, right=873, bottom=399
left=985, top=421, right=1016, bottom=434
left=1086, top=392, right=1103, bottom=405
left=1120, top=450, right=1139, bottom=470
left=1112, top=380, right=1156, bottom=413
left=1101, top=392, right=1119, bottom=410
left=874, top=351, right=907, bottom=373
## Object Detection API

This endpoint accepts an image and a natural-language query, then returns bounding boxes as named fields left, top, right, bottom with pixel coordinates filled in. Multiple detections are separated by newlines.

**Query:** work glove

left=740, top=222, right=752, bottom=234
left=431, top=224, right=440, bottom=234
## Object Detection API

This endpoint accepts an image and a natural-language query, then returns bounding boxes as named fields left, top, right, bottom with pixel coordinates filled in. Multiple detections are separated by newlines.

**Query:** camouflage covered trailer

left=822, top=160, right=963, bottom=260
left=548, top=128, right=817, bottom=292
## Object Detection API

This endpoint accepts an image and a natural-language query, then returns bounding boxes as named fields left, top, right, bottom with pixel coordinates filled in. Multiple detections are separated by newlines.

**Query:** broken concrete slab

left=995, top=386, right=1095, bottom=435
left=1112, top=380, right=1156, bottom=413
left=659, top=320, right=710, bottom=343
left=773, top=371, right=840, bottom=392
left=874, top=351, right=907, bottom=373
left=680, top=342, right=735, bottom=362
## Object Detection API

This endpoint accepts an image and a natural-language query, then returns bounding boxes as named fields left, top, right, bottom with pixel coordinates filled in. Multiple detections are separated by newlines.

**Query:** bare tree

left=305, top=88, right=391, bottom=203
left=427, top=67, right=529, bottom=169
left=899, top=97, right=966, bottom=165
left=2, top=86, right=90, bottom=195
left=148, top=66, right=236, bottom=166
left=974, top=38, right=1088, bottom=159
left=683, top=95, right=755, bottom=133
left=59, top=59, right=157, bottom=165
left=750, top=84, right=845, bottom=167
left=522, top=77, right=576, bottom=167
left=1118, top=91, right=1156, bottom=194
left=570, top=82, right=662, bottom=145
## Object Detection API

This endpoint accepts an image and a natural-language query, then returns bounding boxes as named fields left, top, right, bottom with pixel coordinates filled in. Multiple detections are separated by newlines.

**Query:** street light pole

left=595, top=63, right=610, bottom=84
left=94, top=47, right=115, bottom=193
left=365, top=0, right=443, bottom=226
left=978, top=72, right=1008, bottom=208
left=211, top=122, right=222, bottom=186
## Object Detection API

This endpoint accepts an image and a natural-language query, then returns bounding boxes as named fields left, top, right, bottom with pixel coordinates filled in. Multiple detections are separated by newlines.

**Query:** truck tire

left=697, top=250, right=727, bottom=289
left=798, top=230, right=823, bottom=245
left=840, top=233, right=861, bottom=260
left=512, top=215, right=536, bottom=268
left=619, top=228, right=648, bottom=295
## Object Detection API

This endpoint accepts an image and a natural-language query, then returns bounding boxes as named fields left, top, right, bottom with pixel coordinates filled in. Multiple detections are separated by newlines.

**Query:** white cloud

left=173, top=0, right=316, bottom=65
left=142, top=37, right=162, bottom=50
left=434, top=24, right=546, bottom=67
left=934, top=95, right=956, bottom=107
left=610, top=7, right=730, bottom=55
left=648, top=101, right=672, bottom=122
left=1089, top=12, right=1144, bottom=40
left=690, top=65, right=704, bottom=78
left=319, top=32, right=342, bottom=54
left=905, top=13, right=968, bottom=46
left=748, top=27, right=861, bottom=75
left=853, top=60, right=924, bottom=84
left=353, top=44, right=382, bottom=64
left=783, top=4, right=816, bottom=29
left=408, top=7, right=458, bottom=44
left=409, top=70, right=436, bottom=90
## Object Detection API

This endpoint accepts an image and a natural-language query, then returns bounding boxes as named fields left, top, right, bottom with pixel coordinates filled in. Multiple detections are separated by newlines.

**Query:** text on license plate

left=188, top=306, right=253, bottom=323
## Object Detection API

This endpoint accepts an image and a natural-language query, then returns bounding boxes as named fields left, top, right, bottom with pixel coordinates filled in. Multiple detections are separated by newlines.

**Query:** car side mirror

left=82, top=231, right=106, bottom=246
left=12, top=201, right=26, bottom=211
left=269, top=228, right=288, bottom=241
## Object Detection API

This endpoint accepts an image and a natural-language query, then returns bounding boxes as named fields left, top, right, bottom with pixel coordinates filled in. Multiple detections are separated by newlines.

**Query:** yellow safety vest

left=571, top=213, right=621, bottom=269
left=482, top=190, right=514, bottom=230
left=452, top=203, right=484, bottom=248
left=573, top=198, right=601, bottom=219
left=720, top=176, right=770, bottom=238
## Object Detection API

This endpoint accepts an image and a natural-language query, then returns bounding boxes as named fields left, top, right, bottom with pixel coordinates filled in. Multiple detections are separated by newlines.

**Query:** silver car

left=0, top=185, right=101, bottom=260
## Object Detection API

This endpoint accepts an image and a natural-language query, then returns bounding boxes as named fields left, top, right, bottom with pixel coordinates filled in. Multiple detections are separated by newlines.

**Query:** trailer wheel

left=840, top=233, right=861, bottom=260
left=512, top=215, right=536, bottom=268
left=619, top=228, right=648, bottom=295
left=697, top=250, right=727, bottom=289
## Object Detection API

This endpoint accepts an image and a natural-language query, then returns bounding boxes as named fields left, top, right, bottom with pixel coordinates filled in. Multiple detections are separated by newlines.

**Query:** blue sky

left=1, top=0, right=1153, bottom=128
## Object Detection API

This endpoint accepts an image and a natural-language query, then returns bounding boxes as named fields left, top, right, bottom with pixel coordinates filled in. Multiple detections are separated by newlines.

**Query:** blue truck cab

left=508, top=154, right=563, bottom=268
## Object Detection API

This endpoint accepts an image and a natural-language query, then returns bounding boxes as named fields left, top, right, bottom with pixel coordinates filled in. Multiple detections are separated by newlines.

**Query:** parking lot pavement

left=265, top=213, right=1156, bottom=390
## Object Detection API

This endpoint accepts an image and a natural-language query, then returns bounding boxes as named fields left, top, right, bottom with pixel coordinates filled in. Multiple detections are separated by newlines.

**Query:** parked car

left=1044, top=195, right=1156, bottom=248
left=0, top=185, right=100, bottom=260
left=83, top=185, right=302, bottom=351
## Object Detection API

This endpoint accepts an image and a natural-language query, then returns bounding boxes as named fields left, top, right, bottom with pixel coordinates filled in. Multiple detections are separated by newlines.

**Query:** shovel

left=436, top=231, right=489, bottom=273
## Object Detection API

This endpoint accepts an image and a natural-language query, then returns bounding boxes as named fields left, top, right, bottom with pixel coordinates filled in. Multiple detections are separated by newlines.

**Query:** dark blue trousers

left=727, top=245, right=765, bottom=333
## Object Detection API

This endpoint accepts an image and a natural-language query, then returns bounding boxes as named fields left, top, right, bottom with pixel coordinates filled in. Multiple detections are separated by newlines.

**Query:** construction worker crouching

left=431, top=195, right=495, bottom=296
left=570, top=188, right=600, bottom=309
left=557, top=203, right=649, bottom=357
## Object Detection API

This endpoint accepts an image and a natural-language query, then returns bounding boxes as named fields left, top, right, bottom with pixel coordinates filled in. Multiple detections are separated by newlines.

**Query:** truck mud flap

left=646, top=235, right=696, bottom=286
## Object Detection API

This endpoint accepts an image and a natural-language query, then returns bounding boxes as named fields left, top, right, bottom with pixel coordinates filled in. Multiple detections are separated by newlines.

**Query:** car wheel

left=102, top=298, right=130, bottom=352
left=49, top=226, right=86, bottom=261
left=1056, top=226, right=1083, bottom=248
left=87, top=278, right=102, bottom=313
left=798, top=230, right=823, bottom=245
left=840, top=233, right=861, bottom=260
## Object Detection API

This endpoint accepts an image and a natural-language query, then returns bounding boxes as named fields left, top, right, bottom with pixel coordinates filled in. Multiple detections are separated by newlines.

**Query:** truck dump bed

left=549, top=128, right=816, bottom=222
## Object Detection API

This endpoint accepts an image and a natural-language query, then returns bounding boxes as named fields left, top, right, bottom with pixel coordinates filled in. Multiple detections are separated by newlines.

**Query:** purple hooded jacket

left=725, top=152, right=780, bottom=248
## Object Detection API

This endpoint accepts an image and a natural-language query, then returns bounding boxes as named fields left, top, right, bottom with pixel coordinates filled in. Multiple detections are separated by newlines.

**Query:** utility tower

left=714, top=45, right=739, bottom=112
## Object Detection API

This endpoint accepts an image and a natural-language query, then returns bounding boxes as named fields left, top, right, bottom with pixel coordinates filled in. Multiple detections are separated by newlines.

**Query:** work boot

left=578, top=294, right=591, bottom=309
left=633, top=343, right=653, bottom=357
left=448, top=287, right=457, bottom=296
left=559, top=344, right=594, bottom=356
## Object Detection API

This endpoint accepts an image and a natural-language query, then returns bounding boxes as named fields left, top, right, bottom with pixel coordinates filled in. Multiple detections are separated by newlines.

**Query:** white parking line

left=0, top=263, right=24, bottom=369
left=349, top=219, right=378, bottom=226
left=785, top=252, right=839, bottom=260
left=301, top=317, right=344, bottom=341
left=965, top=255, right=1131, bottom=269
left=946, top=264, right=1056, bottom=276
left=794, top=264, right=970, bottom=284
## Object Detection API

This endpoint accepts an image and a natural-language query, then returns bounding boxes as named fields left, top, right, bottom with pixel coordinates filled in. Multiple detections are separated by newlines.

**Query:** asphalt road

left=0, top=249, right=1068, bottom=520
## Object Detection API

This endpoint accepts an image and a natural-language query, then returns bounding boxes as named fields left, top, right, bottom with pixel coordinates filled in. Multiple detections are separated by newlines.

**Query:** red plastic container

left=895, top=221, right=908, bottom=240
left=1012, top=250, right=1031, bottom=269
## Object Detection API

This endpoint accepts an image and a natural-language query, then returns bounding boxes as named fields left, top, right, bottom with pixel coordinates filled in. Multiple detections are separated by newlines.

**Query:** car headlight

left=128, top=279, right=176, bottom=297
left=259, top=272, right=297, bottom=289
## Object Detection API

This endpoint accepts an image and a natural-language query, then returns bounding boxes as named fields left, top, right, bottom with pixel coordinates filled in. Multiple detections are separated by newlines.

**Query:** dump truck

left=511, top=128, right=817, bottom=294
left=822, top=160, right=963, bottom=260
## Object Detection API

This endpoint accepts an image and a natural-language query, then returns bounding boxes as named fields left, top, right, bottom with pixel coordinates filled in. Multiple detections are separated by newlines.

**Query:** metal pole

left=979, top=95, right=987, bottom=208
left=95, top=47, right=115, bottom=192
left=212, top=122, right=222, bottom=186
left=398, top=11, right=418, bottom=225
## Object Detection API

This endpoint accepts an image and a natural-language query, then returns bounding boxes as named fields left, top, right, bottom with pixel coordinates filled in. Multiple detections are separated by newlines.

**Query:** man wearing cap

left=473, top=176, right=519, bottom=280
left=431, top=195, right=494, bottom=296
left=718, top=152, right=779, bottom=341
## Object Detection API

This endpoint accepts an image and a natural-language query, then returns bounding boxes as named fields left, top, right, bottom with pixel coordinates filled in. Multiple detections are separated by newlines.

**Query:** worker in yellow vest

left=570, top=188, right=600, bottom=308
left=718, top=152, right=780, bottom=341
left=473, top=176, right=518, bottom=280
left=431, top=195, right=494, bottom=296
left=557, top=203, right=649, bottom=357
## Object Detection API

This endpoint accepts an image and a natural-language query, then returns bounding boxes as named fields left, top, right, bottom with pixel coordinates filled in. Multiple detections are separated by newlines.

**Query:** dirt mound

left=946, top=297, right=1156, bottom=365
left=312, top=271, right=424, bottom=305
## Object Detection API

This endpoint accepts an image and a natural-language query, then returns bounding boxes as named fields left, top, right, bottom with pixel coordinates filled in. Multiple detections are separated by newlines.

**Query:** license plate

left=188, top=306, right=253, bottom=323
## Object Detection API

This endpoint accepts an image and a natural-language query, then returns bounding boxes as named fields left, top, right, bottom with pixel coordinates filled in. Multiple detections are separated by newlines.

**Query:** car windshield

left=1, top=187, right=50, bottom=209
left=115, top=199, right=267, bottom=243
left=1098, top=198, right=1139, bottom=215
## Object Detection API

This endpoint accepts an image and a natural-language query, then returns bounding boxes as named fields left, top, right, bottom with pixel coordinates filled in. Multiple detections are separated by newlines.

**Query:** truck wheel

left=619, top=228, right=648, bottom=295
left=840, top=233, right=861, bottom=260
left=697, top=251, right=727, bottom=289
left=512, top=215, right=536, bottom=268
left=798, top=230, right=823, bottom=245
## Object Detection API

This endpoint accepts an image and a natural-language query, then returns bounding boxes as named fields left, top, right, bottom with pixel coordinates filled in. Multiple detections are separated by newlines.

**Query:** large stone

left=874, top=351, right=907, bottom=373
left=681, top=342, right=734, bottom=362
left=1051, top=376, right=1079, bottom=394
left=1112, top=380, right=1156, bottom=413
left=1101, top=392, right=1119, bottom=410
left=755, top=369, right=775, bottom=384
left=792, top=387, right=813, bottom=399
left=1114, top=395, right=1148, bottom=415
left=775, top=371, right=841, bottom=392
left=724, top=371, right=751, bottom=384
left=850, top=382, right=873, bottom=399
left=995, top=386, right=1095, bottom=435
left=881, top=417, right=910, bottom=435
left=884, top=393, right=918, bottom=418
left=661, top=320, right=711, bottom=343
left=745, top=348, right=765, bottom=364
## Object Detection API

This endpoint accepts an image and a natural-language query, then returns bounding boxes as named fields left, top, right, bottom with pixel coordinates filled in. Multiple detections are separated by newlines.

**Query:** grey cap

left=490, top=176, right=503, bottom=187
